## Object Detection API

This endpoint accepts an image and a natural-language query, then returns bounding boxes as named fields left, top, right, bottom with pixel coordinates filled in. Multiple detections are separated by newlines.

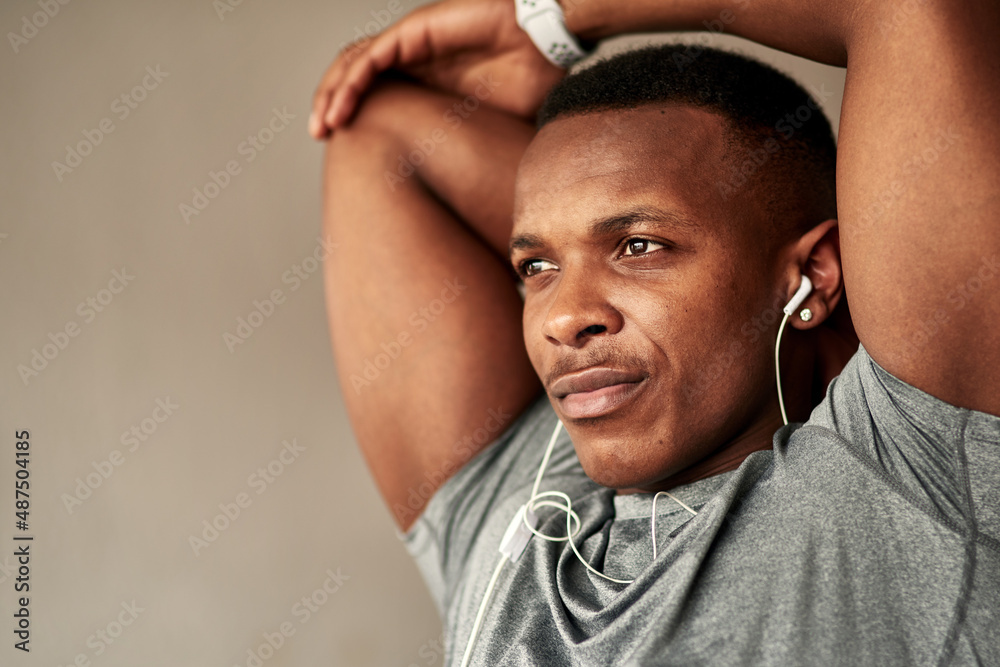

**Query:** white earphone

left=783, top=274, right=813, bottom=317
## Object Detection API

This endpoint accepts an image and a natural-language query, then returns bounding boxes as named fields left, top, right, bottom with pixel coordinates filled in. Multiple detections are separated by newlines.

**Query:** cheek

left=522, top=302, right=546, bottom=372
left=678, top=316, right=776, bottom=424
left=626, top=283, right=718, bottom=357
left=632, top=282, right=770, bottom=409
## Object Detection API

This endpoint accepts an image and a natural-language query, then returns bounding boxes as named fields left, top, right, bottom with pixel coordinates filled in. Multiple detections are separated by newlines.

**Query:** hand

left=309, top=0, right=566, bottom=139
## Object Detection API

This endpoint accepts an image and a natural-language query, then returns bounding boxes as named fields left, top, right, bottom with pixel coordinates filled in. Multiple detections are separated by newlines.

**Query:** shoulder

left=763, top=344, right=1000, bottom=547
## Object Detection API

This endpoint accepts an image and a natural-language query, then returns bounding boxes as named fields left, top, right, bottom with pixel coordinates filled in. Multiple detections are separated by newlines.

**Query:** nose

left=541, top=269, right=624, bottom=348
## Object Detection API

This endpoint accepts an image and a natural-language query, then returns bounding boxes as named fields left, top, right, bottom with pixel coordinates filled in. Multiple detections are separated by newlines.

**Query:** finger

left=310, top=42, right=372, bottom=139
left=328, top=18, right=436, bottom=128
left=326, top=61, right=375, bottom=129
left=327, top=32, right=403, bottom=128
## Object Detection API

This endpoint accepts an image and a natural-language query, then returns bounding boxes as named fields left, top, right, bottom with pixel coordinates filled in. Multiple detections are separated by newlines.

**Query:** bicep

left=836, top=0, right=1000, bottom=414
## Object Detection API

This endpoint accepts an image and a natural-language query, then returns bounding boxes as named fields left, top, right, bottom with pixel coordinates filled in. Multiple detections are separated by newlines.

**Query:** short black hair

left=537, top=44, right=838, bottom=239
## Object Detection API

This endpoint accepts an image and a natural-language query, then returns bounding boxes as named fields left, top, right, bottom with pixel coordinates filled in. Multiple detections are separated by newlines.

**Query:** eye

left=622, top=238, right=667, bottom=256
left=519, top=258, right=558, bottom=278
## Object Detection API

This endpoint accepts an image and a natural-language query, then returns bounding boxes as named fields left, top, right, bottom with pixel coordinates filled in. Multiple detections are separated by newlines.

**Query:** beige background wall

left=0, top=1, right=845, bottom=665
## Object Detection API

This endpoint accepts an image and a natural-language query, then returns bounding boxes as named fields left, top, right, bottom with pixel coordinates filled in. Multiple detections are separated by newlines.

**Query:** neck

left=617, top=408, right=783, bottom=495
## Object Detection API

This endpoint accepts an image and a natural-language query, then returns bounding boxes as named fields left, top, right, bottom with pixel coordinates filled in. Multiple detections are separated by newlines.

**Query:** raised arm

left=317, top=0, right=999, bottom=415
left=563, top=0, right=1000, bottom=415
left=321, top=80, right=541, bottom=530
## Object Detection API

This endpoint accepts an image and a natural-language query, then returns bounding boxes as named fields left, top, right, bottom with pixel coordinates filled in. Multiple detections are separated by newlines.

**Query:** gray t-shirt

left=402, top=347, right=999, bottom=665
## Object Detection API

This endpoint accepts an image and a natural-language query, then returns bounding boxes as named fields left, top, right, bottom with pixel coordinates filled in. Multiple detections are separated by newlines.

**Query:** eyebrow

left=509, top=205, right=700, bottom=258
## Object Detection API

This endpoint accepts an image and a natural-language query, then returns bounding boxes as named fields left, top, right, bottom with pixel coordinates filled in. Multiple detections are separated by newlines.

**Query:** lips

left=549, top=367, right=647, bottom=420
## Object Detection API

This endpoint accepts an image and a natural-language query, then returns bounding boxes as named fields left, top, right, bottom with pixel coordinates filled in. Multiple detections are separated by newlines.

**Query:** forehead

left=513, top=106, right=735, bottom=236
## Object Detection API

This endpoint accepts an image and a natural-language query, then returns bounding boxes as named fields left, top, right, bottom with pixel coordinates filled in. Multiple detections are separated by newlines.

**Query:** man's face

left=511, top=106, right=786, bottom=490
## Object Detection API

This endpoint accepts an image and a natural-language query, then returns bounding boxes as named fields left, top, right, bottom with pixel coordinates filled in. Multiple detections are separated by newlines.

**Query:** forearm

left=563, top=0, right=857, bottom=66
left=361, top=76, right=535, bottom=258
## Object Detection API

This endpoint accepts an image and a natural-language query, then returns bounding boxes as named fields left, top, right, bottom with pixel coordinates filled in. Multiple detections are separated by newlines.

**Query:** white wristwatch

left=514, top=0, right=591, bottom=68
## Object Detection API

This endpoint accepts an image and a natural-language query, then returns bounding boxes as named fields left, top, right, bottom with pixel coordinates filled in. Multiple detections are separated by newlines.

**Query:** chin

left=567, top=426, right=678, bottom=490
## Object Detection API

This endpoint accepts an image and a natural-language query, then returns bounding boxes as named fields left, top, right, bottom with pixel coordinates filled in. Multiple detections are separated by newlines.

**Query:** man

left=311, top=0, right=999, bottom=664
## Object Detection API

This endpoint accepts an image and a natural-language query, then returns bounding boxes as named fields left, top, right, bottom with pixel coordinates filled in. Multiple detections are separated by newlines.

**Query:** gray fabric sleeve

left=808, top=345, right=1000, bottom=546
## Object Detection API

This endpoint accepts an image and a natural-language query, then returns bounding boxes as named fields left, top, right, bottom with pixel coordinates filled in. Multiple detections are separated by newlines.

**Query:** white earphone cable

left=523, top=420, right=700, bottom=585
left=651, top=491, right=698, bottom=560
left=775, top=311, right=792, bottom=426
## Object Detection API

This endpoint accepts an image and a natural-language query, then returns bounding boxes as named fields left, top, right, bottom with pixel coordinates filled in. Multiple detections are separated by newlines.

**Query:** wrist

left=558, top=0, right=731, bottom=42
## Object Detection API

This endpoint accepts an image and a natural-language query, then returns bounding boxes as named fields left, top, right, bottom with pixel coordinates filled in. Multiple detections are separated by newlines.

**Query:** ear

left=784, top=219, right=843, bottom=331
